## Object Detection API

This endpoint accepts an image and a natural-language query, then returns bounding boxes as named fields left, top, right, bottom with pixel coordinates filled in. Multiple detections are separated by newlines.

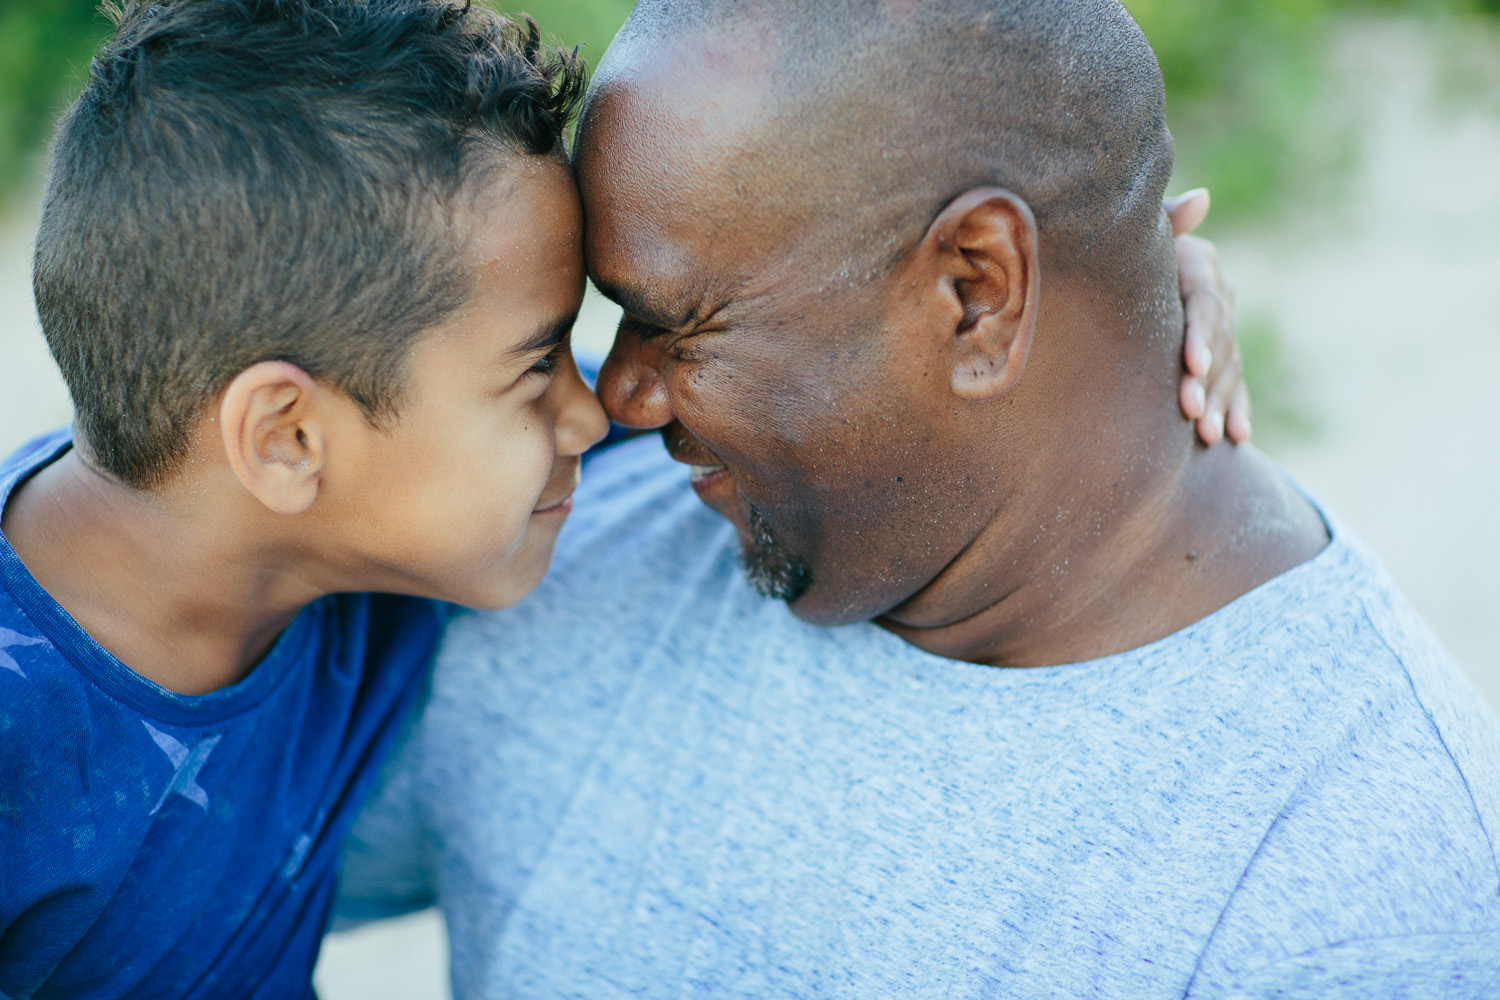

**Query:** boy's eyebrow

left=507, top=312, right=578, bottom=358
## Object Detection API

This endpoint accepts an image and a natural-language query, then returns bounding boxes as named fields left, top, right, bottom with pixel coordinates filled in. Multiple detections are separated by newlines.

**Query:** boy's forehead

left=416, top=157, right=585, bottom=360
left=465, top=158, right=583, bottom=274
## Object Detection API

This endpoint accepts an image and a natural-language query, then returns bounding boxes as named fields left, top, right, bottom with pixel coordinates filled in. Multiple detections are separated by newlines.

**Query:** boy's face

left=325, top=157, right=607, bottom=608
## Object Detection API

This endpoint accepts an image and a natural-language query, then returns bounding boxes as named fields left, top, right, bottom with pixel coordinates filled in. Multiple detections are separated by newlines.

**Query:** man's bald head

left=582, top=0, right=1175, bottom=296
left=582, top=0, right=1196, bottom=628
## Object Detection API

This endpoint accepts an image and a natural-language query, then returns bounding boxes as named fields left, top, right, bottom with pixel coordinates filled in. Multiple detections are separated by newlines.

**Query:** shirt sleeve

left=331, top=676, right=439, bottom=929
left=1221, top=929, right=1500, bottom=999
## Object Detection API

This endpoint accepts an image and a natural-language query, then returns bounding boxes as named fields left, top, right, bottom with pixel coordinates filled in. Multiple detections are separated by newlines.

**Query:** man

left=341, top=1, right=1500, bottom=996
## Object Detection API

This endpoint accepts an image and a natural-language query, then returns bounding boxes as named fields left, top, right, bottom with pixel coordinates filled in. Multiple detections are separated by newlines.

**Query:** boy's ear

left=218, top=362, right=328, bottom=516
left=921, top=187, right=1040, bottom=401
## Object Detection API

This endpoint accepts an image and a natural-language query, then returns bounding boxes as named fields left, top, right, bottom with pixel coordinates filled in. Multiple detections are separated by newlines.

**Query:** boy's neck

left=2, top=448, right=325, bottom=695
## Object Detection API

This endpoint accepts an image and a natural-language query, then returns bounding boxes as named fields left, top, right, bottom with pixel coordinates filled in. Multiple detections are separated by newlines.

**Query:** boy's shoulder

left=0, top=429, right=449, bottom=996
left=0, top=427, right=71, bottom=479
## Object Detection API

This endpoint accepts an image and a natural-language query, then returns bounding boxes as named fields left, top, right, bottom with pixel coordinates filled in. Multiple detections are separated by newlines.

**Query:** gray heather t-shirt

left=339, top=436, right=1500, bottom=999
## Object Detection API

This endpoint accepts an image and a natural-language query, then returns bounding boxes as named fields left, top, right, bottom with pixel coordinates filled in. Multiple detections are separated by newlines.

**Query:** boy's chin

left=441, top=545, right=558, bottom=611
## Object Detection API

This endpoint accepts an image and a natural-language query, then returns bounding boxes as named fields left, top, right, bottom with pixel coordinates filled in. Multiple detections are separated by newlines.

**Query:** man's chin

left=739, top=505, right=812, bottom=603
left=739, top=545, right=812, bottom=603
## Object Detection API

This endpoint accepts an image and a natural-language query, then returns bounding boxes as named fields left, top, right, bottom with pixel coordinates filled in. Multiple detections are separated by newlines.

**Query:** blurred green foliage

left=508, top=0, right=632, bottom=61
left=0, top=0, right=114, bottom=196
left=1234, top=311, right=1322, bottom=448
left=1126, top=0, right=1499, bottom=221
left=4, top=0, right=1495, bottom=210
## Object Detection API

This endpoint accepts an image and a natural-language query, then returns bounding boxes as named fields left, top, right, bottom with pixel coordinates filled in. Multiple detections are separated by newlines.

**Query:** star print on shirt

left=143, top=721, right=222, bottom=816
left=0, top=626, right=49, bottom=679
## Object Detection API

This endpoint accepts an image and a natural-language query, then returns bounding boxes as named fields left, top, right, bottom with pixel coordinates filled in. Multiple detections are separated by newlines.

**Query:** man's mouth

left=661, top=423, right=746, bottom=529
left=663, top=423, right=731, bottom=483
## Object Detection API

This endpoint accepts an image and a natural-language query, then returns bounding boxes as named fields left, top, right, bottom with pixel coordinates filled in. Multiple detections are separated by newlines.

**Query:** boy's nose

left=596, top=330, right=674, bottom=429
left=554, top=355, right=610, bottom=457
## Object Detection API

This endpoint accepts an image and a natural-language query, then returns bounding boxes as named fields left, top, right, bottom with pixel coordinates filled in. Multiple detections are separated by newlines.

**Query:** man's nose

left=596, top=328, right=674, bottom=429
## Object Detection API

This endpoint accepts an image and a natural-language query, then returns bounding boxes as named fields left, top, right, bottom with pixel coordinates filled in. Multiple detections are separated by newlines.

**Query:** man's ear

left=922, top=187, right=1040, bottom=400
left=218, top=361, right=328, bottom=516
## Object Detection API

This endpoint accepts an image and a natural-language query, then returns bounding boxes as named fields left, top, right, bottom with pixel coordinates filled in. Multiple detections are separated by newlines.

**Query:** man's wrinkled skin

left=583, top=31, right=1326, bottom=668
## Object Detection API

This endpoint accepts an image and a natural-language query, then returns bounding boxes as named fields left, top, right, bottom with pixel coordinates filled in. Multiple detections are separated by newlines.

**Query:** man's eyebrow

left=592, top=279, right=682, bottom=332
left=506, top=312, right=577, bottom=358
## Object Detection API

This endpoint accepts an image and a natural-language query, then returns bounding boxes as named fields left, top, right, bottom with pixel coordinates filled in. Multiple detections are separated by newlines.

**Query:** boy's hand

left=1166, top=188, right=1251, bottom=445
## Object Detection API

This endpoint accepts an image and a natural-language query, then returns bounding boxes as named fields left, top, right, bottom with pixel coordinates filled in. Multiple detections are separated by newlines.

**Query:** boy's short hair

left=33, top=0, right=585, bottom=489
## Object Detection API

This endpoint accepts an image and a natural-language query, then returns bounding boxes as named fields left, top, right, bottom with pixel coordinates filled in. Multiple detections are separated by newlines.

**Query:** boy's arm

left=333, top=681, right=439, bottom=928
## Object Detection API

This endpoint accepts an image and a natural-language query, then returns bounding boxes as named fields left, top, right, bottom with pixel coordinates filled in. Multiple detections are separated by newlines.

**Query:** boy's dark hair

left=34, top=0, right=585, bottom=489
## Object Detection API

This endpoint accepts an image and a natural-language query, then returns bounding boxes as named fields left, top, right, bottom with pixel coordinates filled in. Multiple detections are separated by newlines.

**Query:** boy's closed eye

left=502, top=311, right=577, bottom=386
left=526, top=338, right=573, bottom=378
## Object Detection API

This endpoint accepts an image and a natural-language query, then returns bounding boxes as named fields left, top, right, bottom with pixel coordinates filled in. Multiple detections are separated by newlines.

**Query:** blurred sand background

left=0, top=14, right=1495, bottom=1000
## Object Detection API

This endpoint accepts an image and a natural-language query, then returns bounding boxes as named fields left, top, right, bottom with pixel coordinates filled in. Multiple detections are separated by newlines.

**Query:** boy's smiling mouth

left=533, top=459, right=583, bottom=515
left=533, top=493, right=574, bottom=515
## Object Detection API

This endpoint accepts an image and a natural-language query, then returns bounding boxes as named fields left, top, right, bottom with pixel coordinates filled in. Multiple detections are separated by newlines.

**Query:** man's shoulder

left=1266, top=512, right=1494, bottom=757
left=1179, top=509, right=1500, bottom=994
left=1183, top=506, right=1458, bottom=707
left=1217, top=509, right=1498, bottom=802
left=1344, top=548, right=1500, bottom=878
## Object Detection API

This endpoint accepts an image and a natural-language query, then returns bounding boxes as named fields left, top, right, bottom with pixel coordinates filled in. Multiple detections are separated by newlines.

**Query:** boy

left=0, top=0, right=604, bottom=994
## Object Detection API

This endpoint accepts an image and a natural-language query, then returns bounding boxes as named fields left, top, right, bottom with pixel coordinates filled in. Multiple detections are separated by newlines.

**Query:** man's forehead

left=576, top=37, right=813, bottom=318
left=579, top=27, right=784, bottom=188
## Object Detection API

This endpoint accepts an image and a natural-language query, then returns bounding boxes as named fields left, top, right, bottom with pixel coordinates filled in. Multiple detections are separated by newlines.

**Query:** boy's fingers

left=1186, top=285, right=1229, bottom=377
left=1198, top=342, right=1242, bottom=446
left=1183, top=321, right=1212, bottom=379
left=1172, top=214, right=1248, bottom=447
left=1177, top=234, right=1232, bottom=389
left=1180, top=373, right=1207, bottom=420
left=1165, top=188, right=1211, bottom=236
left=1226, top=382, right=1253, bottom=444
left=1196, top=413, right=1225, bottom=446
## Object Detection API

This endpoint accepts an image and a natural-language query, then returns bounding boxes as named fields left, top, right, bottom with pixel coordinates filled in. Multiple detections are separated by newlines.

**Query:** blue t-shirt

left=341, top=435, right=1500, bottom=999
left=0, top=431, right=444, bottom=999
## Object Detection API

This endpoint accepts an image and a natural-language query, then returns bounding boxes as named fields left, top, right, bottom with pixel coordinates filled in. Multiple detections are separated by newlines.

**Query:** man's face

left=582, top=73, right=1003, bottom=626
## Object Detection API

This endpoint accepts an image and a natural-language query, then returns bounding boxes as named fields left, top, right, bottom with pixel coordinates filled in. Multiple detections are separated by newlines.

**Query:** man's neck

left=878, top=440, right=1329, bottom=668
left=1, top=449, right=326, bottom=695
